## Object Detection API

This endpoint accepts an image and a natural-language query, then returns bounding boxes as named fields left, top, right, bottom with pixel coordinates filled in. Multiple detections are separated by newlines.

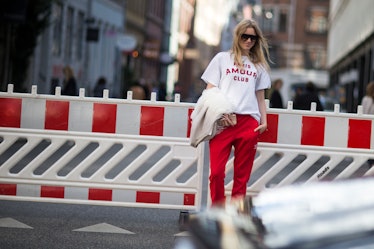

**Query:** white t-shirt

left=362, top=96, right=374, bottom=114
left=201, top=51, right=271, bottom=122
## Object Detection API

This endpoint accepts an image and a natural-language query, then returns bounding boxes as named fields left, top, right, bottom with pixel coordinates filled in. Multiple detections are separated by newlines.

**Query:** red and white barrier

left=1, top=84, right=374, bottom=208
left=0, top=183, right=196, bottom=207
left=0, top=85, right=194, bottom=138
left=0, top=85, right=202, bottom=210
left=0, top=126, right=203, bottom=210
left=259, top=106, right=374, bottom=150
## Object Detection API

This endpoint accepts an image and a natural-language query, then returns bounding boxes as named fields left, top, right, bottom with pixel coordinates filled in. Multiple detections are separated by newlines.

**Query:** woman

left=201, top=19, right=271, bottom=205
left=269, top=78, right=284, bottom=108
left=62, top=65, right=78, bottom=96
left=361, top=81, right=374, bottom=114
left=293, top=81, right=324, bottom=111
left=93, top=76, right=107, bottom=97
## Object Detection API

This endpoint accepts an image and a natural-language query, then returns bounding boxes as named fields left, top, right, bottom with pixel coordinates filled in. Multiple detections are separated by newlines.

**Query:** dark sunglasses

left=240, top=34, right=258, bottom=41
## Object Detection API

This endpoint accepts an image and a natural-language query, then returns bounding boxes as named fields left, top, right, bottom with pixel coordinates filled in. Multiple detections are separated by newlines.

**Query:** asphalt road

left=0, top=144, right=210, bottom=249
left=0, top=200, right=189, bottom=249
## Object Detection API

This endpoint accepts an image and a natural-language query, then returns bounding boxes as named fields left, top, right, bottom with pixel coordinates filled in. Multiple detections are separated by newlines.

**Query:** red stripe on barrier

left=140, top=106, right=164, bottom=136
left=187, top=108, right=194, bottom=138
left=92, top=103, right=117, bottom=133
left=88, top=188, right=112, bottom=201
left=301, top=116, right=325, bottom=146
left=348, top=119, right=371, bottom=149
left=41, top=186, right=64, bottom=198
left=45, top=100, right=69, bottom=130
left=183, top=193, right=195, bottom=206
left=0, top=98, right=22, bottom=128
left=259, top=113, right=278, bottom=143
left=136, top=191, right=160, bottom=203
left=0, top=183, right=17, bottom=195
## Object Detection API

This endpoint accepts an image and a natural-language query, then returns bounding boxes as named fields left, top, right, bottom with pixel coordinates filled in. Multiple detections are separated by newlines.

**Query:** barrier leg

left=178, top=210, right=190, bottom=231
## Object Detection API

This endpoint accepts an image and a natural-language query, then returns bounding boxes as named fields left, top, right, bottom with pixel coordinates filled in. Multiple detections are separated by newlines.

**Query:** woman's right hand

left=218, top=114, right=236, bottom=127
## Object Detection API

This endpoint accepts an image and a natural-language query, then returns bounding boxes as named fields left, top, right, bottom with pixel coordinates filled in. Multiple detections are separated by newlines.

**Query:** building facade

left=1, top=0, right=238, bottom=102
left=124, top=0, right=198, bottom=101
left=259, top=0, right=329, bottom=70
left=36, top=0, right=124, bottom=96
left=9, top=0, right=125, bottom=96
left=251, top=0, right=329, bottom=105
left=328, top=0, right=374, bottom=113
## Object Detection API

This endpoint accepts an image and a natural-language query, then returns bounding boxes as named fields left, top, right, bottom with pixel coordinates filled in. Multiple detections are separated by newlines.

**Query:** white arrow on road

left=0, top=217, right=33, bottom=229
left=174, top=231, right=190, bottom=237
left=73, top=223, right=135, bottom=234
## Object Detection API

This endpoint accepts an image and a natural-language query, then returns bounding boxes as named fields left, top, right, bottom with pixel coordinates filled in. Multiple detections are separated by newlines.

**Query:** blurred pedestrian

left=157, top=82, right=167, bottom=101
left=361, top=81, right=374, bottom=114
left=129, top=82, right=146, bottom=100
left=62, top=65, right=78, bottom=96
left=93, top=77, right=107, bottom=97
left=199, top=19, right=271, bottom=206
left=361, top=81, right=374, bottom=167
left=293, top=81, right=324, bottom=111
left=269, top=78, right=284, bottom=108
left=50, top=78, right=59, bottom=95
left=172, top=82, right=182, bottom=101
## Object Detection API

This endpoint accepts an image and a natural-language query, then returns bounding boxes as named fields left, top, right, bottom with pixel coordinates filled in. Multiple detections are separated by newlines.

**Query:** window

left=52, top=3, right=63, bottom=56
left=76, top=11, right=84, bottom=60
left=306, top=45, right=327, bottom=69
left=261, top=8, right=274, bottom=32
left=65, top=7, right=74, bottom=61
left=306, top=7, right=328, bottom=34
left=278, top=9, right=288, bottom=33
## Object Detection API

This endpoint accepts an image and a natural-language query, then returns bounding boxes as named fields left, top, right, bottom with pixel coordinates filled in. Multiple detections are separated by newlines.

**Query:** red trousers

left=209, top=114, right=259, bottom=205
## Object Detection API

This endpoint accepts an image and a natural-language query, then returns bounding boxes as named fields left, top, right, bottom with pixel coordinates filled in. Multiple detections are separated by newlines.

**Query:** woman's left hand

left=254, top=123, right=267, bottom=134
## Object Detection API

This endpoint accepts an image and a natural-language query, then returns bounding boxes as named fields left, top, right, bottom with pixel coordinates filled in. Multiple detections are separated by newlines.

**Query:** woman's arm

left=254, top=89, right=268, bottom=134
left=205, top=83, right=215, bottom=89
left=205, top=82, right=235, bottom=126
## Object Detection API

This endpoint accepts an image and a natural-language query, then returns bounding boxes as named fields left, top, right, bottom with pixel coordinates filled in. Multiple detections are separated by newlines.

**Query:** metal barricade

left=1, top=84, right=373, bottom=208
left=0, top=84, right=203, bottom=210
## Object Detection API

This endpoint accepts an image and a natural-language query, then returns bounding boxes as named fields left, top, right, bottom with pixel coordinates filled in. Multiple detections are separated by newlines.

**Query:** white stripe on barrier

left=18, top=184, right=39, bottom=197
left=65, top=187, right=88, bottom=200
left=278, top=113, right=302, bottom=144
left=324, top=116, right=348, bottom=148
left=112, top=189, right=136, bottom=203
left=21, top=98, right=45, bottom=129
left=116, top=104, right=141, bottom=135
left=164, top=106, right=189, bottom=137
left=161, top=192, right=184, bottom=205
left=69, top=101, right=93, bottom=132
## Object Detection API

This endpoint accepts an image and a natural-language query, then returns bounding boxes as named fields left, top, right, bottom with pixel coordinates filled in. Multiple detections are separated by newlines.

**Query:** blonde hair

left=63, top=65, right=75, bottom=80
left=366, top=81, right=374, bottom=99
left=231, top=19, right=271, bottom=69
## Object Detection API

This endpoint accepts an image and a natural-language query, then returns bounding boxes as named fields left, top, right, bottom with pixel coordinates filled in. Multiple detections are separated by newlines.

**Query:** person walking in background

left=293, top=81, right=324, bottom=111
left=157, top=82, right=167, bottom=101
left=93, top=76, right=107, bottom=97
left=269, top=78, right=284, bottom=108
left=200, top=19, right=271, bottom=206
left=172, top=82, right=182, bottom=101
left=361, top=81, right=374, bottom=114
left=361, top=81, right=374, bottom=167
left=62, top=65, right=78, bottom=96
left=128, top=81, right=146, bottom=100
